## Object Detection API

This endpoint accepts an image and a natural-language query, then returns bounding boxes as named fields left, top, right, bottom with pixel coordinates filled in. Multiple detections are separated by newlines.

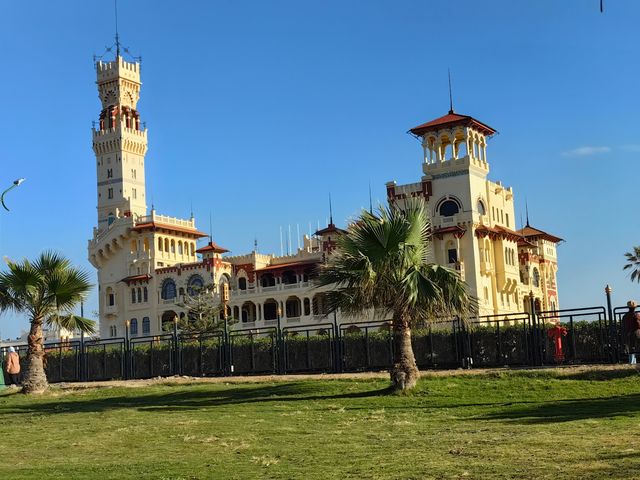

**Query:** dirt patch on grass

left=53, top=364, right=639, bottom=391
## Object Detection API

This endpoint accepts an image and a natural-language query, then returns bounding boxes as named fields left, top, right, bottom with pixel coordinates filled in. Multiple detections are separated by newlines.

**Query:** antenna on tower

left=448, top=68, right=454, bottom=114
left=329, top=194, right=334, bottom=225
left=114, top=0, right=121, bottom=57
left=208, top=212, right=213, bottom=242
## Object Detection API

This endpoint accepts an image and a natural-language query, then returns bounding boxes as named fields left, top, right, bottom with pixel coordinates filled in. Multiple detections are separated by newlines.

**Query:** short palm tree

left=624, top=246, right=640, bottom=282
left=316, top=200, right=476, bottom=391
left=0, top=251, right=94, bottom=394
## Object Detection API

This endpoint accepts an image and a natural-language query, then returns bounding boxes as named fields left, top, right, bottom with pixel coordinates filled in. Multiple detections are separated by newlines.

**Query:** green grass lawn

left=0, top=368, right=639, bottom=479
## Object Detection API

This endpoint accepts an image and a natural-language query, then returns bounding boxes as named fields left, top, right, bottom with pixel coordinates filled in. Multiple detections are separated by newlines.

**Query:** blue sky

left=0, top=0, right=638, bottom=338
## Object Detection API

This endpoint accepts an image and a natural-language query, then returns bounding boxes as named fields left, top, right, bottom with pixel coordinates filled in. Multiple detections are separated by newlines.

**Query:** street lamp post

left=1, top=178, right=25, bottom=212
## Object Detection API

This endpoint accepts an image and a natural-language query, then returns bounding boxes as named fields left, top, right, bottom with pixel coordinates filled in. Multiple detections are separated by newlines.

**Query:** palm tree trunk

left=391, top=315, right=419, bottom=391
left=21, top=317, right=48, bottom=394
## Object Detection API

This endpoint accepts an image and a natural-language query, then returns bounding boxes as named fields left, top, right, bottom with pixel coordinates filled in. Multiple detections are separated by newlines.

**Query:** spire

left=368, top=182, right=373, bottom=214
left=114, top=0, right=121, bottom=57
left=329, top=194, right=334, bottom=225
left=525, top=200, right=530, bottom=227
left=208, top=212, right=213, bottom=243
left=448, top=68, right=454, bottom=114
left=254, top=237, right=258, bottom=252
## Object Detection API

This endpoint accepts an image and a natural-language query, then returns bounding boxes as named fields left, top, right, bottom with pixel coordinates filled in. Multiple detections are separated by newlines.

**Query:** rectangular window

left=506, top=213, right=510, bottom=228
left=447, top=249, right=458, bottom=264
left=492, top=207, right=495, bottom=221
left=108, top=188, right=113, bottom=199
left=107, top=168, right=113, bottom=179
left=142, top=317, right=150, bottom=334
left=108, top=293, right=115, bottom=306
left=132, top=188, right=137, bottom=199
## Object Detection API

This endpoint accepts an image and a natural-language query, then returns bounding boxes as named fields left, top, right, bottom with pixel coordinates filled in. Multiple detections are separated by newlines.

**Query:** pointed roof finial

left=525, top=199, right=530, bottom=227
left=448, top=68, right=454, bottom=114
left=209, top=211, right=213, bottom=243
left=368, top=182, right=373, bottom=214
left=329, top=193, right=334, bottom=225
left=114, top=0, right=121, bottom=58
left=254, top=237, right=258, bottom=252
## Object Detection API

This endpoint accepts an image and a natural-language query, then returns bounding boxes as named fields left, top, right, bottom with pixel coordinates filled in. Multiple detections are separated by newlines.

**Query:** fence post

left=333, top=311, right=341, bottom=373
left=605, top=285, right=618, bottom=363
left=277, top=306, right=283, bottom=374
left=173, top=317, right=180, bottom=376
left=529, top=292, right=540, bottom=366
left=125, top=320, right=130, bottom=380
left=79, top=331, right=85, bottom=382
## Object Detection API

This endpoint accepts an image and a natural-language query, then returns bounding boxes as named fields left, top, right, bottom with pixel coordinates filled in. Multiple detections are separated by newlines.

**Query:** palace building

left=87, top=51, right=561, bottom=338
left=387, top=110, right=561, bottom=316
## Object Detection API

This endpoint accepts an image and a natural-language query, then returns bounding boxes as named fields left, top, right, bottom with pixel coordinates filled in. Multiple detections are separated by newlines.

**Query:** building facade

left=87, top=54, right=561, bottom=338
left=386, top=110, right=561, bottom=317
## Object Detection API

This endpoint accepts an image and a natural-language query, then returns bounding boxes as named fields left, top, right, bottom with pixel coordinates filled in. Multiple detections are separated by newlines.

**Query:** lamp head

left=13, top=178, right=25, bottom=186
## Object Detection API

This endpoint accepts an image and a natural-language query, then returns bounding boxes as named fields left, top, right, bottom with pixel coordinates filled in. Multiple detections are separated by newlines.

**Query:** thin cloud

left=562, top=146, right=611, bottom=157
left=620, top=145, right=640, bottom=153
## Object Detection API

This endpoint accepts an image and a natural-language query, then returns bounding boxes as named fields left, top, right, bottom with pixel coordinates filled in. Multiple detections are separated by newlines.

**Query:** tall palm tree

left=0, top=251, right=94, bottom=394
left=316, top=200, right=476, bottom=391
left=624, top=246, right=640, bottom=282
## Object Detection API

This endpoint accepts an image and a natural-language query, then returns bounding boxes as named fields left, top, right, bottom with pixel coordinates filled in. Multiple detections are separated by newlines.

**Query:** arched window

left=263, top=298, right=278, bottom=320
left=191, top=243, right=195, bottom=256
left=158, top=237, right=163, bottom=252
left=438, top=199, right=460, bottom=217
left=130, top=318, right=138, bottom=336
left=282, top=270, right=297, bottom=285
left=164, top=238, right=169, bottom=252
left=161, top=279, right=177, bottom=300
left=285, top=296, right=302, bottom=318
left=137, top=288, right=142, bottom=303
left=238, top=277, right=247, bottom=290
left=142, top=317, right=150, bottom=334
left=106, top=287, right=115, bottom=306
left=178, top=241, right=183, bottom=255
left=532, top=268, right=540, bottom=288
left=477, top=200, right=486, bottom=216
left=187, top=274, right=205, bottom=296
left=261, top=273, right=276, bottom=288
left=170, top=239, right=175, bottom=254
left=143, top=287, right=148, bottom=302
left=131, top=288, right=136, bottom=304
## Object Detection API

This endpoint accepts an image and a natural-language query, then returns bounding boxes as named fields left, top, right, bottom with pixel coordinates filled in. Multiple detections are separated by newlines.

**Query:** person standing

left=622, top=301, right=640, bottom=364
left=4, top=347, right=21, bottom=386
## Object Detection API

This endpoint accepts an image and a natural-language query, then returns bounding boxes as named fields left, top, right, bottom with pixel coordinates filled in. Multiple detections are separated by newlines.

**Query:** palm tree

left=316, top=200, right=476, bottom=391
left=624, top=246, right=640, bottom=282
left=0, top=251, right=94, bottom=394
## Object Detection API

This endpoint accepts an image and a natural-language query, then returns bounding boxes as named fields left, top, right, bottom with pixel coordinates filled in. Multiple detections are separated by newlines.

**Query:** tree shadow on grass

left=0, top=382, right=394, bottom=416
left=481, top=393, right=640, bottom=424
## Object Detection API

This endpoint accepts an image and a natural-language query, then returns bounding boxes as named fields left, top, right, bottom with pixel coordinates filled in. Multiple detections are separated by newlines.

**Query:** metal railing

left=0, top=300, right=631, bottom=385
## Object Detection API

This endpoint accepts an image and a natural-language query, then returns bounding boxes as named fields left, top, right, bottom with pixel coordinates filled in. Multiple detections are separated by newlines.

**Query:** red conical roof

left=409, top=111, right=496, bottom=137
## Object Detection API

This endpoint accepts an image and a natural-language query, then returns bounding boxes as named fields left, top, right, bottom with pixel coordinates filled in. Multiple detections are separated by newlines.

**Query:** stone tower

left=93, top=54, right=148, bottom=229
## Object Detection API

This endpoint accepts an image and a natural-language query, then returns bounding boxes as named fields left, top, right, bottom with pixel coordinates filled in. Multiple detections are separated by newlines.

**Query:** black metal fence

left=0, top=303, right=633, bottom=384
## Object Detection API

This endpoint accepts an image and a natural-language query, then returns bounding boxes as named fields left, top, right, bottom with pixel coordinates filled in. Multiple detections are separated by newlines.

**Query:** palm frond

left=47, top=314, right=96, bottom=334
left=316, top=198, right=475, bottom=326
